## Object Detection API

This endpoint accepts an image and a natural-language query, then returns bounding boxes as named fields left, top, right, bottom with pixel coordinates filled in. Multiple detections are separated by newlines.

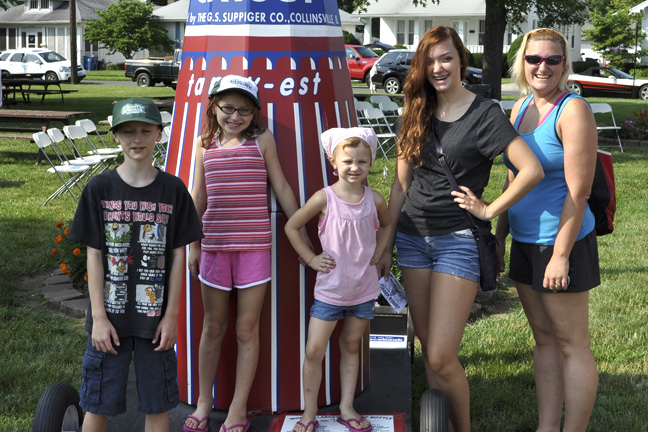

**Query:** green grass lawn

left=0, top=85, right=646, bottom=430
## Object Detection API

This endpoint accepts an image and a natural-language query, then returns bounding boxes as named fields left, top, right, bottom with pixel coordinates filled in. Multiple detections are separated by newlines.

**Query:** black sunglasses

left=216, top=104, right=255, bottom=117
left=524, top=55, right=564, bottom=66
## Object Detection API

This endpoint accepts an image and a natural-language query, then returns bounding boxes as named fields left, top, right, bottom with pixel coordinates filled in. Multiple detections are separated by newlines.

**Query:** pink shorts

left=199, top=250, right=271, bottom=291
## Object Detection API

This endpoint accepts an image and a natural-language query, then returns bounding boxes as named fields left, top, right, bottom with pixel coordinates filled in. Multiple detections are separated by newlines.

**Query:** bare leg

left=543, top=291, right=597, bottom=432
left=402, top=269, right=477, bottom=432
left=294, top=317, right=338, bottom=432
left=82, top=412, right=108, bottom=432
left=145, top=412, right=169, bottom=432
left=338, top=316, right=372, bottom=431
left=185, top=284, right=230, bottom=431
left=517, top=283, right=564, bottom=432
left=221, top=282, right=268, bottom=432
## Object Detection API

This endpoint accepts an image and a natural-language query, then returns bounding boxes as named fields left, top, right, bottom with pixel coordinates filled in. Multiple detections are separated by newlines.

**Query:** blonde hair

left=510, top=28, right=572, bottom=96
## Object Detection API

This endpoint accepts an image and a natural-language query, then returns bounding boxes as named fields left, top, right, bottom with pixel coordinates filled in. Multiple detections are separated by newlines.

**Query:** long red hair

left=398, top=26, right=468, bottom=166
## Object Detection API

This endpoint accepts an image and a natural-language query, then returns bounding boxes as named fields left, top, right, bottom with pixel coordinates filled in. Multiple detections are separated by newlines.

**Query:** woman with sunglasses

left=376, top=26, right=543, bottom=432
left=185, top=75, right=310, bottom=432
left=497, top=28, right=600, bottom=431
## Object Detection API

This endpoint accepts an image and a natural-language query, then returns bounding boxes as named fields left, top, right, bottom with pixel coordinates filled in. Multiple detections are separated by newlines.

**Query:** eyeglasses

left=524, top=54, right=564, bottom=66
left=216, top=104, right=255, bottom=116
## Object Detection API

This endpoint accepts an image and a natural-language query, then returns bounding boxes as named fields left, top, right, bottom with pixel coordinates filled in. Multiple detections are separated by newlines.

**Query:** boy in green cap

left=69, top=98, right=203, bottom=432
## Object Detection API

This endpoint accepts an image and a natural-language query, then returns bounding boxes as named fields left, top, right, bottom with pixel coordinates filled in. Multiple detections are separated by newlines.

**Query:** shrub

left=507, top=35, right=524, bottom=70
left=343, top=30, right=361, bottom=45
left=572, top=61, right=599, bottom=73
left=106, top=63, right=125, bottom=71
left=52, top=222, right=88, bottom=295
left=471, top=53, right=484, bottom=69
left=622, top=109, right=648, bottom=140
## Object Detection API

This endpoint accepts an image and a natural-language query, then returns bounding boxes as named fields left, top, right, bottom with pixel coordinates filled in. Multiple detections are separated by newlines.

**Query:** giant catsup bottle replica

left=165, top=0, right=367, bottom=414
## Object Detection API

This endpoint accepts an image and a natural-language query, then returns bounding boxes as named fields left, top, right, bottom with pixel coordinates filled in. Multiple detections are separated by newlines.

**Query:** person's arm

left=371, top=190, right=392, bottom=267
left=87, top=246, right=119, bottom=354
left=545, top=97, right=597, bottom=290
left=494, top=170, right=514, bottom=273
left=375, top=157, right=412, bottom=279
left=259, top=131, right=313, bottom=252
left=284, top=190, right=334, bottom=272
left=188, top=136, right=205, bottom=279
left=452, top=135, right=544, bottom=221
left=154, top=246, right=183, bottom=351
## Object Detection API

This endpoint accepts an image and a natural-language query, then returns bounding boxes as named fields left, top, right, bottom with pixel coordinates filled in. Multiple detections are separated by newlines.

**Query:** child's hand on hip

left=309, top=252, right=336, bottom=273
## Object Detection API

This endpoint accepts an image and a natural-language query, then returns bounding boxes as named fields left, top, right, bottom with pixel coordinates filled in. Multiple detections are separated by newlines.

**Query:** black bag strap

left=430, top=127, right=481, bottom=230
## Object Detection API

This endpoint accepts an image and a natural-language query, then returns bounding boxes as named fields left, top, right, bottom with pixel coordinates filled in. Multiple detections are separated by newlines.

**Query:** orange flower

left=73, top=248, right=81, bottom=256
left=60, top=262, right=68, bottom=273
left=56, top=221, right=64, bottom=228
left=51, top=248, right=58, bottom=256
left=84, top=271, right=88, bottom=281
left=63, top=228, right=70, bottom=236
left=54, top=235, right=63, bottom=244
left=67, top=271, right=72, bottom=277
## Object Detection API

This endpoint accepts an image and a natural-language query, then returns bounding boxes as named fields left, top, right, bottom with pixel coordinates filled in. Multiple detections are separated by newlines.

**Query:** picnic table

left=0, top=109, right=93, bottom=162
left=2, top=78, right=79, bottom=105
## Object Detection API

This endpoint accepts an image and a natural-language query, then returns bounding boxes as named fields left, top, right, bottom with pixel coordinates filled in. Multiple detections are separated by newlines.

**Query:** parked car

left=567, top=66, right=648, bottom=100
left=0, top=48, right=86, bottom=81
left=365, top=42, right=396, bottom=52
left=371, top=49, right=483, bottom=94
left=371, top=49, right=414, bottom=94
left=124, top=49, right=181, bottom=88
left=345, top=44, right=379, bottom=86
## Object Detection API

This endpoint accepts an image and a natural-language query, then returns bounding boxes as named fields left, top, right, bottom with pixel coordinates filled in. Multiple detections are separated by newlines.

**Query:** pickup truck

left=124, top=49, right=181, bottom=88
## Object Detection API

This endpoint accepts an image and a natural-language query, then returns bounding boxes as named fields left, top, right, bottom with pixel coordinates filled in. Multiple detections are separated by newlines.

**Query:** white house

left=630, top=0, right=648, bottom=64
left=351, top=0, right=583, bottom=59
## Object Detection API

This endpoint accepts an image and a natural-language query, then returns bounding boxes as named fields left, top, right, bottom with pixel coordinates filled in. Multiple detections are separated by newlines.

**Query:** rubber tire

left=384, top=77, right=402, bottom=94
left=136, top=72, right=154, bottom=87
left=639, top=84, right=648, bottom=101
left=420, top=388, right=449, bottom=432
left=364, top=71, right=371, bottom=87
left=32, top=382, right=83, bottom=432
left=45, top=71, right=59, bottom=81
left=567, top=81, right=583, bottom=96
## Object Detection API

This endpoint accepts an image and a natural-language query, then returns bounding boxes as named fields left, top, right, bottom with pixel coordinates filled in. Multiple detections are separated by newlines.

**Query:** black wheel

left=363, top=71, right=371, bottom=87
left=384, top=77, right=402, bottom=94
left=32, top=382, right=83, bottom=432
left=567, top=81, right=583, bottom=96
left=1, top=70, right=9, bottom=77
left=639, top=84, right=648, bottom=101
left=420, top=388, right=449, bottom=432
left=136, top=72, right=154, bottom=87
left=45, top=71, right=59, bottom=81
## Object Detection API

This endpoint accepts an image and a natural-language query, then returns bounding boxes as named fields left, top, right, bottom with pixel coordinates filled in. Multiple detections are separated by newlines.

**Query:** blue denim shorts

left=395, top=230, right=480, bottom=282
left=310, top=299, right=376, bottom=321
left=80, top=336, right=179, bottom=416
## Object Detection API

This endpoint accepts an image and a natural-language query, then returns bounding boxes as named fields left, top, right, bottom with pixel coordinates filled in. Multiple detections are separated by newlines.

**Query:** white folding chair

left=398, top=106, right=405, bottom=116
left=33, top=132, right=91, bottom=205
left=154, top=126, right=170, bottom=168
left=46, top=127, right=106, bottom=176
left=379, top=100, right=400, bottom=127
left=107, top=115, right=113, bottom=127
left=160, top=111, right=173, bottom=126
left=364, top=107, right=397, bottom=160
left=369, top=95, right=392, bottom=107
left=354, top=101, right=373, bottom=126
left=498, top=100, right=516, bottom=113
left=75, top=119, right=122, bottom=155
left=63, top=125, right=119, bottom=166
left=590, top=103, right=623, bottom=152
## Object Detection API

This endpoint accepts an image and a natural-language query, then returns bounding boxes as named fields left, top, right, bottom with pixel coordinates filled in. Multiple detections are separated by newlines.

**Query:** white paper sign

left=378, top=272, right=407, bottom=314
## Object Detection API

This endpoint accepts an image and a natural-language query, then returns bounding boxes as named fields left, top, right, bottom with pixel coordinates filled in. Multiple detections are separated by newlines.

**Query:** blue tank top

left=503, top=92, right=595, bottom=244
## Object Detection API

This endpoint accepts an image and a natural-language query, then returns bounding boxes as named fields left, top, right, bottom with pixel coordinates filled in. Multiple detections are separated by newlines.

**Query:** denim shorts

left=310, top=299, right=376, bottom=321
left=80, top=336, right=179, bottom=416
left=395, top=229, right=480, bottom=282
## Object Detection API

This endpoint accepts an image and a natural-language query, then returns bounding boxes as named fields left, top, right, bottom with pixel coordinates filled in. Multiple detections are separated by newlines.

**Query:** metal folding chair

left=355, top=101, right=374, bottom=126
left=590, top=103, right=623, bottom=152
left=369, top=94, right=392, bottom=107
left=160, top=111, right=173, bottom=126
left=154, top=126, right=170, bottom=168
left=379, top=100, right=400, bottom=127
left=46, top=127, right=106, bottom=176
left=498, top=100, right=516, bottom=113
left=32, top=132, right=91, bottom=205
left=75, top=119, right=122, bottom=155
left=63, top=125, right=119, bottom=167
left=363, top=107, right=397, bottom=160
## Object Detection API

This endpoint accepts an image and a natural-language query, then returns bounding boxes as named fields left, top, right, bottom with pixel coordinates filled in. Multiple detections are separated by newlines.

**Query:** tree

left=584, top=2, right=646, bottom=69
left=351, top=0, right=588, bottom=99
left=83, top=0, right=173, bottom=60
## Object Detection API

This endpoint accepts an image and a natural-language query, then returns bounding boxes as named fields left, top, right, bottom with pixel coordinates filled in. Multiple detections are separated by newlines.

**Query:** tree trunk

left=482, top=0, right=508, bottom=100
left=69, top=0, right=78, bottom=84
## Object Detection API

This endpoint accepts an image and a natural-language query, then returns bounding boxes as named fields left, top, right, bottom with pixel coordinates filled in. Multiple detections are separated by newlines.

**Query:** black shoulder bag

left=431, top=129, right=499, bottom=292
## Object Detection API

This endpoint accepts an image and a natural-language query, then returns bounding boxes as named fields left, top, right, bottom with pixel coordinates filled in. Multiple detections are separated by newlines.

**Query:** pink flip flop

left=183, top=414, right=209, bottom=432
left=219, top=421, right=250, bottom=432
left=292, top=420, right=319, bottom=432
left=337, top=416, right=372, bottom=432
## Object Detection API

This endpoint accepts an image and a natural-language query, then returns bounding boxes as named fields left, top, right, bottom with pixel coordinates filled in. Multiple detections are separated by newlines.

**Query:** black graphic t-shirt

left=69, top=168, right=203, bottom=339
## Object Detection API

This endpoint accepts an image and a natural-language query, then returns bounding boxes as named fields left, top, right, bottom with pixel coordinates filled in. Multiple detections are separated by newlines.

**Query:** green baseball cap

left=110, top=97, right=162, bottom=131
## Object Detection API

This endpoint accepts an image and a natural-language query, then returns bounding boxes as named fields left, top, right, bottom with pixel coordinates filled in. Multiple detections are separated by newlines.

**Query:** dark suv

left=372, top=49, right=482, bottom=94
left=371, top=50, right=414, bottom=94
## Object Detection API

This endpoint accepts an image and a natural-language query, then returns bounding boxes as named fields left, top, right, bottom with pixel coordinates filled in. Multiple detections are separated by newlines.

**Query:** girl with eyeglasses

left=185, top=75, right=311, bottom=432
left=497, top=28, right=600, bottom=431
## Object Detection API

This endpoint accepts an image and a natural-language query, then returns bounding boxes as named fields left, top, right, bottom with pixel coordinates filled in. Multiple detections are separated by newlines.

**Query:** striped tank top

left=201, top=135, right=271, bottom=251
